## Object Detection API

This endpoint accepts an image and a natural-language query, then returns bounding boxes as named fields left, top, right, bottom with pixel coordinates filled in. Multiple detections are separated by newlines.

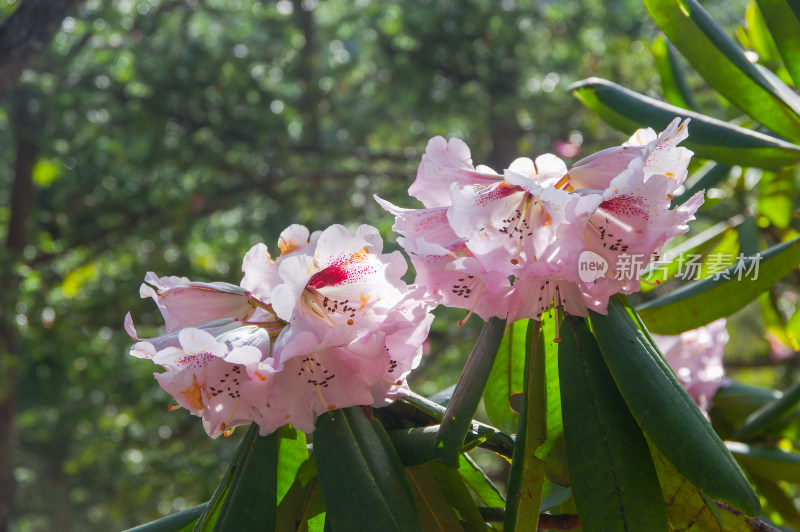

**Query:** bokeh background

left=0, top=0, right=771, bottom=530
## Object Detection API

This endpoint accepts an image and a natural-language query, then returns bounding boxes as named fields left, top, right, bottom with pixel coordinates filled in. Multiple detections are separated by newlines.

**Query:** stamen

left=458, top=284, right=485, bottom=326
left=223, top=427, right=235, bottom=437
left=222, top=397, right=242, bottom=435
left=167, top=404, right=182, bottom=411
left=299, top=354, right=336, bottom=410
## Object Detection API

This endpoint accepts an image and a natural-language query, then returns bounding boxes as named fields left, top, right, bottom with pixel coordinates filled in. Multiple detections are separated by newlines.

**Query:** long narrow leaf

left=483, top=319, right=528, bottom=434
left=436, top=317, right=507, bottom=468
left=748, top=471, right=800, bottom=529
left=727, top=442, right=800, bottom=483
left=558, top=317, right=668, bottom=531
left=569, top=77, right=800, bottom=169
left=672, top=161, right=731, bottom=205
left=275, top=458, right=325, bottom=532
left=406, top=465, right=466, bottom=531
left=733, top=379, right=800, bottom=440
left=645, top=0, right=800, bottom=140
left=637, top=236, right=800, bottom=334
left=125, top=504, right=207, bottom=532
left=649, top=444, right=730, bottom=532
left=757, top=167, right=796, bottom=229
left=651, top=37, right=698, bottom=110
left=458, top=454, right=505, bottom=509
left=756, top=0, right=800, bottom=89
left=277, top=426, right=309, bottom=504
left=314, top=407, right=421, bottom=532
left=192, top=424, right=274, bottom=532
left=211, top=427, right=279, bottom=532
left=504, top=320, right=546, bottom=531
left=590, top=300, right=760, bottom=515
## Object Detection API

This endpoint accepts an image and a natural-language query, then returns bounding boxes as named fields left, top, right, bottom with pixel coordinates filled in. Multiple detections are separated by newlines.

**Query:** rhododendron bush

left=124, top=2, right=800, bottom=530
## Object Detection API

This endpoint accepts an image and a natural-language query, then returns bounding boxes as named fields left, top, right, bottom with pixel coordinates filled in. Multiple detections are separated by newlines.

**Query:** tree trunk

left=0, top=88, right=38, bottom=532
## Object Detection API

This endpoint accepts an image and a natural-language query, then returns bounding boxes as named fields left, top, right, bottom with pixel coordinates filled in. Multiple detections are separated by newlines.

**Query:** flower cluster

left=127, top=119, right=704, bottom=436
left=377, top=118, right=703, bottom=325
left=126, top=224, right=434, bottom=437
left=653, top=318, right=729, bottom=417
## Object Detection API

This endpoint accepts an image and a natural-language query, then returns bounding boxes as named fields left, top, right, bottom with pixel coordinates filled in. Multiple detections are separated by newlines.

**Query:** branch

left=716, top=502, right=781, bottom=532
left=0, top=0, right=83, bottom=96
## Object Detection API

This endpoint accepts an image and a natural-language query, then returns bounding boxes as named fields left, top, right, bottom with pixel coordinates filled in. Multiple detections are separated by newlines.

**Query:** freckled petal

left=374, top=196, right=457, bottom=249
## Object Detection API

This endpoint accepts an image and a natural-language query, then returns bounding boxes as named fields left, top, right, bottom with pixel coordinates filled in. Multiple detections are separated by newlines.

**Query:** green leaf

left=744, top=1, right=781, bottom=65
left=458, top=454, right=505, bottom=509
left=649, top=444, right=730, bottom=532
left=539, top=481, right=572, bottom=513
left=733, top=378, right=800, bottom=440
left=697, top=228, right=741, bottom=281
left=640, top=214, right=744, bottom=292
left=651, top=37, right=698, bottom=110
left=747, top=471, right=800, bottom=529
left=534, top=316, right=568, bottom=487
left=709, top=381, right=800, bottom=438
left=504, top=320, right=546, bottom=531
left=569, top=78, right=800, bottom=168
left=277, top=426, right=309, bottom=504
left=124, top=504, right=206, bottom=532
left=757, top=167, right=796, bottom=229
left=409, top=462, right=487, bottom=532
left=276, top=459, right=325, bottom=532
left=436, top=317, right=507, bottom=468
left=786, top=302, right=800, bottom=349
left=590, top=300, right=760, bottom=516
left=758, top=292, right=792, bottom=354
left=727, top=442, right=800, bottom=483
left=212, top=426, right=279, bottom=532
left=558, top=317, right=669, bottom=531
left=672, top=161, right=731, bottom=206
left=738, top=216, right=762, bottom=256
left=637, top=236, right=800, bottom=334
left=483, top=319, right=528, bottom=434
left=193, top=424, right=279, bottom=532
left=756, top=0, right=800, bottom=88
left=406, top=465, right=467, bottom=531
left=314, top=407, right=421, bottom=532
left=645, top=0, right=800, bottom=141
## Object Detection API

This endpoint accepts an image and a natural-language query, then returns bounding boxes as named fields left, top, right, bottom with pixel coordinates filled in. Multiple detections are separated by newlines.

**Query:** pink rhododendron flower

left=150, top=327, right=271, bottom=437
left=270, top=224, right=409, bottom=330
left=138, top=272, right=258, bottom=332
left=568, top=117, right=693, bottom=192
left=127, top=223, right=435, bottom=437
left=379, top=118, right=702, bottom=323
left=374, top=196, right=512, bottom=323
left=652, top=318, right=729, bottom=418
left=240, top=224, right=321, bottom=301
left=409, top=136, right=502, bottom=208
